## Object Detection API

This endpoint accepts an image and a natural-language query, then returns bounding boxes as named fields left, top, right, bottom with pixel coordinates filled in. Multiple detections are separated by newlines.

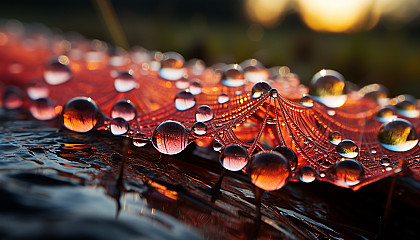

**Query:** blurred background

left=1, top=0, right=420, bottom=97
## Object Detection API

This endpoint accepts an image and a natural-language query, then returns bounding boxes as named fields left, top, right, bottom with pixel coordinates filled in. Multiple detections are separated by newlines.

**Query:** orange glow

left=245, top=0, right=290, bottom=27
left=87, top=61, right=100, bottom=70
left=0, top=32, right=8, bottom=46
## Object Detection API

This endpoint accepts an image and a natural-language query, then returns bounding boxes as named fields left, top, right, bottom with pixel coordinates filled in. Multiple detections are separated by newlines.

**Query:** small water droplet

left=328, top=131, right=342, bottom=145
left=213, top=142, right=223, bottom=152
left=44, top=59, right=72, bottom=85
left=327, top=110, right=336, bottom=116
left=175, top=78, right=190, bottom=89
left=273, top=146, right=298, bottom=171
left=251, top=82, right=271, bottom=98
left=152, top=120, right=190, bottom=155
left=370, top=147, right=377, bottom=154
left=159, top=52, right=185, bottom=80
left=62, top=97, right=100, bottom=133
left=359, top=83, right=389, bottom=105
left=376, top=107, right=397, bottom=123
left=114, top=71, right=137, bottom=92
left=3, top=86, right=24, bottom=110
left=379, top=157, right=391, bottom=167
left=378, top=119, right=418, bottom=152
left=299, top=166, right=317, bottom=183
left=189, top=80, right=202, bottom=95
left=221, top=64, right=245, bottom=87
left=110, top=117, right=129, bottom=135
left=336, top=140, right=359, bottom=158
left=111, top=100, right=136, bottom=121
left=218, top=93, right=230, bottom=104
left=29, top=98, right=58, bottom=120
left=270, top=89, right=278, bottom=98
left=133, top=132, right=148, bottom=147
left=174, top=90, right=196, bottom=111
left=332, top=159, right=364, bottom=187
left=27, top=79, right=49, bottom=100
left=195, top=105, right=213, bottom=122
left=241, top=59, right=268, bottom=83
left=247, top=151, right=291, bottom=191
left=220, top=144, right=248, bottom=171
left=310, top=69, right=347, bottom=108
left=186, top=58, right=205, bottom=76
left=192, top=122, right=207, bottom=135
left=395, top=100, right=419, bottom=118
left=300, top=95, right=314, bottom=107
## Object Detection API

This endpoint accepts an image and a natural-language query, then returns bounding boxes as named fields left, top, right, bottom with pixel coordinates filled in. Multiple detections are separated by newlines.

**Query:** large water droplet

left=27, top=79, right=49, bottom=100
left=3, top=86, right=24, bottom=110
left=310, top=69, right=347, bottom=108
left=152, top=120, right=190, bottom=155
left=328, top=131, right=342, bottom=145
left=247, top=151, right=291, bottom=191
left=111, top=100, right=136, bottom=121
left=336, top=140, right=359, bottom=158
left=62, top=97, right=100, bottom=133
left=114, top=71, right=137, bottom=92
left=44, top=59, right=72, bottom=85
left=192, top=122, right=207, bottom=135
left=159, top=52, right=185, bottom=81
left=221, top=64, right=245, bottom=87
left=110, top=117, right=129, bottom=135
left=174, top=90, right=196, bottom=111
left=378, top=119, right=418, bottom=152
left=332, top=159, right=364, bottom=187
left=251, top=82, right=271, bottom=99
left=195, top=105, right=213, bottom=122
left=29, top=98, right=58, bottom=120
left=219, top=144, right=249, bottom=171
left=300, top=95, right=314, bottom=107
left=376, top=107, right=397, bottom=123
left=218, top=93, right=230, bottom=104
left=298, top=166, right=317, bottom=183
left=395, top=100, right=419, bottom=118
left=133, top=132, right=148, bottom=147
left=272, top=146, right=298, bottom=171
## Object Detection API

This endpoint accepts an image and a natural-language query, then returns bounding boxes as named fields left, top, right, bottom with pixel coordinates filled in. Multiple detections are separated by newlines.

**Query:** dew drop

left=29, top=98, right=58, bottom=120
left=376, top=107, right=397, bottom=123
left=251, top=82, right=271, bottom=99
left=221, top=64, right=245, bottom=87
left=62, top=97, right=100, bottom=133
left=111, top=100, right=136, bottom=121
left=213, top=142, right=223, bottom=152
left=241, top=59, right=268, bottom=83
left=174, top=90, right=196, bottom=111
left=151, top=120, right=190, bottom=155
left=133, top=132, right=148, bottom=147
left=327, top=110, right=336, bottom=116
left=332, top=159, right=364, bottom=187
left=189, top=80, right=202, bottom=95
left=159, top=52, right=185, bottom=81
left=247, top=151, right=291, bottom=191
left=379, top=157, right=391, bottom=167
left=186, top=58, right=205, bottom=76
left=328, top=131, right=342, bottom=145
left=270, top=89, right=278, bottom=98
left=395, top=100, right=419, bottom=118
left=370, top=147, right=377, bottom=154
left=44, top=59, right=72, bottom=85
left=114, top=71, right=137, bottom=92
left=359, top=84, right=389, bottom=105
left=195, top=105, right=213, bottom=122
left=27, top=79, right=49, bottom=100
left=3, top=86, right=24, bottom=110
left=310, top=69, right=347, bottom=108
left=176, top=78, right=190, bottom=89
left=218, top=93, right=230, bottom=104
left=219, top=144, right=249, bottom=171
left=336, top=140, right=359, bottom=158
left=192, top=122, right=207, bottom=135
left=378, top=119, right=418, bottom=152
left=110, top=117, right=129, bottom=135
left=272, top=146, right=298, bottom=171
left=300, top=95, right=314, bottom=107
left=298, top=165, right=317, bottom=183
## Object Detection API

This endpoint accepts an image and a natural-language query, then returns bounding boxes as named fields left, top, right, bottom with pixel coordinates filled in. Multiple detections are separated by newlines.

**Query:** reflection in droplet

left=218, top=93, right=230, bottom=104
left=174, top=90, right=196, bottom=111
left=336, top=140, right=359, bottom=158
left=247, top=151, right=291, bottom=191
left=195, top=105, right=213, bottom=122
left=219, top=144, right=249, bottom=171
left=328, top=131, right=342, bottom=145
left=27, top=79, right=49, bottom=100
left=110, top=117, right=129, bottom=135
left=3, top=86, right=24, bottom=109
left=221, top=64, right=245, bottom=87
left=159, top=52, right=185, bottom=81
left=251, top=82, right=271, bottom=99
left=300, top=95, right=314, bottom=107
left=370, top=147, right=377, bottom=154
left=298, top=166, right=317, bottom=183
left=29, top=98, right=58, bottom=120
left=133, top=132, right=148, bottom=147
left=111, top=100, right=136, bottom=121
left=44, top=60, right=72, bottom=85
left=192, top=122, right=207, bottom=135
left=395, top=100, right=419, bottom=118
left=273, top=146, right=298, bottom=171
left=378, top=119, right=418, bottom=152
left=62, top=97, right=100, bottom=133
left=376, top=107, right=397, bottom=123
left=213, top=142, right=222, bottom=152
left=332, top=159, right=364, bottom=187
left=310, top=69, right=347, bottom=108
left=152, top=120, right=190, bottom=155
left=114, top=71, right=137, bottom=92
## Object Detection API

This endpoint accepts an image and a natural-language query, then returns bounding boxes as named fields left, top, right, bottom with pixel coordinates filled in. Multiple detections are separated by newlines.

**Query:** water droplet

left=359, top=84, right=389, bottom=105
left=62, top=97, right=100, bottom=133
left=44, top=60, right=72, bottom=85
left=27, top=79, right=49, bottom=100
left=174, top=90, right=196, bottom=111
left=395, top=100, right=419, bottom=118
left=370, top=147, right=377, bottom=154
left=298, top=166, right=317, bottom=183
left=114, top=71, right=137, bottom=92
left=273, top=146, right=298, bottom=171
left=159, top=52, right=185, bottom=81
left=130, top=47, right=151, bottom=64
left=111, top=100, right=136, bottom=121
left=189, top=80, right=202, bottom=95
left=300, top=95, right=314, bottom=107
left=110, top=117, right=129, bottom=135
left=192, top=122, right=207, bottom=135
left=241, top=59, right=268, bottom=83
left=186, top=58, right=205, bottom=76
left=251, top=82, right=271, bottom=99
left=133, top=132, right=148, bottom=147
left=270, top=89, right=278, bottom=98
left=195, top=105, right=213, bottom=122
left=327, top=110, right=336, bottom=116
left=218, top=93, right=230, bottom=104
left=176, top=78, right=190, bottom=89
left=379, top=157, right=391, bottom=167
left=213, top=142, right=222, bottom=152
left=152, top=120, right=190, bottom=155
left=332, top=159, right=364, bottom=187
left=3, top=86, right=24, bottom=110
left=376, top=107, right=397, bottom=123
left=310, top=69, right=347, bottom=108
left=378, top=119, right=418, bottom=152
left=221, top=64, right=245, bottom=87
left=29, top=98, right=58, bottom=120
left=219, top=144, right=249, bottom=171
left=336, top=140, right=359, bottom=158
left=247, top=151, right=291, bottom=191
left=328, top=131, right=342, bottom=145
